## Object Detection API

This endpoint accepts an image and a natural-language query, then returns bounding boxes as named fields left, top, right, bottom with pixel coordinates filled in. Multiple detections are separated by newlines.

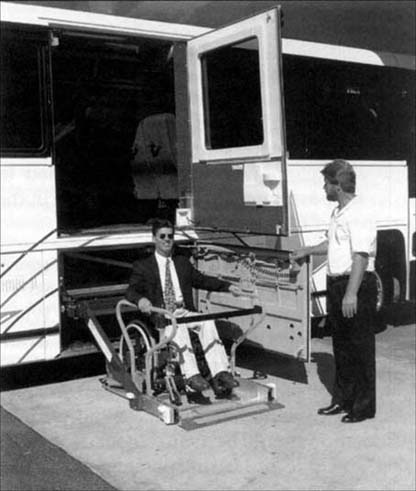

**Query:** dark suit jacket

left=125, top=250, right=231, bottom=328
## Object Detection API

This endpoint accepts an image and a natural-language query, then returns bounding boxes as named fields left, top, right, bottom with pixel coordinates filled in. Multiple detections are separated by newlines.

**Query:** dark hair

left=151, top=218, right=174, bottom=236
left=321, top=159, right=356, bottom=193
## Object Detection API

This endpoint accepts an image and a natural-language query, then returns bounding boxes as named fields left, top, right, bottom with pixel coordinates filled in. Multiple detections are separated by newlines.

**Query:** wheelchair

left=116, top=301, right=191, bottom=406
left=99, top=292, right=280, bottom=427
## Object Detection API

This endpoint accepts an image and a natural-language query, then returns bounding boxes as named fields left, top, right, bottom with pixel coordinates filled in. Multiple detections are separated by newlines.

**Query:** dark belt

left=327, top=271, right=373, bottom=283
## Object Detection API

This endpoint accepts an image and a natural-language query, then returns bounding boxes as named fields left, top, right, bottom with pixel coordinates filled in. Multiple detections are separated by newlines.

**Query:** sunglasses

left=158, top=233, right=174, bottom=239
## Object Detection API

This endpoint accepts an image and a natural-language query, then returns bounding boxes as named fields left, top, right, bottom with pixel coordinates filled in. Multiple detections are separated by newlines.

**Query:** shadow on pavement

left=234, top=344, right=308, bottom=384
left=308, top=302, right=415, bottom=399
left=0, top=353, right=106, bottom=392
left=311, top=352, right=335, bottom=396
left=381, top=301, right=416, bottom=326
left=312, top=301, right=415, bottom=338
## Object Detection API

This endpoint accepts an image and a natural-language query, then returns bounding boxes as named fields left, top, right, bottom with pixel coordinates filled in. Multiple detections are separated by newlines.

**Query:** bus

left=1, top=1, right=414, bottom=367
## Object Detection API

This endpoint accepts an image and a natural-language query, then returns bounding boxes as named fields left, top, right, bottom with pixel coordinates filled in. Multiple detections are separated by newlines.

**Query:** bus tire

left=372, top=270, right=384, bottom=312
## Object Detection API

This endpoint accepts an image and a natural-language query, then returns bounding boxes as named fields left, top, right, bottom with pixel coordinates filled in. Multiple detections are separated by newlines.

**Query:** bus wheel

left=392, top=277, right=401, bottom=303
left=373, top=270, right=384, bottom=312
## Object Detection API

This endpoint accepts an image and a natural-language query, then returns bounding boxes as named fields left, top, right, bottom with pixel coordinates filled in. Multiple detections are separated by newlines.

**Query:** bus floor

left=1, top=306, right=415, bottom=491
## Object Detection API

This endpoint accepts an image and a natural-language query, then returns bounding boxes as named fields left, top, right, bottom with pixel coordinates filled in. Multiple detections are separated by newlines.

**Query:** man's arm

left=125, top=261, right=153, bottom=312
left=342, top=252, right=369, bottom=318
left=189, top=261, right=242, bottom=295
left=191, top=265, right=231, bottom=292
left=291, top=240, right=328, bottom=261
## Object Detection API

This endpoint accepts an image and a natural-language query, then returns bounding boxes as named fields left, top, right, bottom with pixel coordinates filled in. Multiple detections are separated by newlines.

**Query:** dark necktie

left=164, top=258, right=176, bottom=312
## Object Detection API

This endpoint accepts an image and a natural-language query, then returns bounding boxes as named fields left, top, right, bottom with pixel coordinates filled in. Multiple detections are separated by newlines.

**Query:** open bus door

left=184, top=8, right=311, bottom=361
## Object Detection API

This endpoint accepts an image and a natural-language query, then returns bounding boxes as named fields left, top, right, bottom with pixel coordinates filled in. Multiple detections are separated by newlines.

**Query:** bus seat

left=131, top=113, right=178, bottom=200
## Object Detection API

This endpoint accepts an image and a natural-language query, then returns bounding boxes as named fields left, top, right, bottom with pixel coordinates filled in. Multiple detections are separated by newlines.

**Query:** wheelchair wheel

left=119, top=321, right=154, bottom=373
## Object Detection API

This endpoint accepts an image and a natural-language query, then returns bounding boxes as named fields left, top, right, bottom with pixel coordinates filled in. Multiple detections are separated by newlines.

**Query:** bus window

left=188, top=7, right=285, bottom=166
left=0, top=29, right=48, bottom=154
left=283, top=55, right=415, bottom=162
left=201, top=37, right=263, bottom=149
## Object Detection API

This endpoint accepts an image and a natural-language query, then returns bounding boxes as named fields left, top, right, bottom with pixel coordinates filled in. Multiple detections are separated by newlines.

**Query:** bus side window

left=0, top=29, right=48, bottom=155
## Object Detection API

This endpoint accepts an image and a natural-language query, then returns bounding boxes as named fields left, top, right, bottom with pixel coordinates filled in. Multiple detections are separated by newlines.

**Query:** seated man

left=125, top=218, right=242, bottom=395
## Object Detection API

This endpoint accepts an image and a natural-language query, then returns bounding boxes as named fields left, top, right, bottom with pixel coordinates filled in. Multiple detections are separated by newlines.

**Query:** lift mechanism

left=68, top=293, right=282, bottom=429
left=60, top=245, right=291, bottom=428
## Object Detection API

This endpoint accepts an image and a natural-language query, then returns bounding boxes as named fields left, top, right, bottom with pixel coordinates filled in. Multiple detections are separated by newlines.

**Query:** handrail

left=174, top=305, right=262, bottom=324
left=116, top=291, right=265, bottom=393
left=205, top=290, right=266, bottom=376
left=116, top=299, right=178, bottom=394
left=229, top=292, right=266, bottom=376
left=116, top=299, right=139, bottom=378
left=144, top=306, right=178, bottom=394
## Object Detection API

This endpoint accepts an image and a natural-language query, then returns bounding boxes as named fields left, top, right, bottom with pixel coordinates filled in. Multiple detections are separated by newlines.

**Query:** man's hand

left=342, top=292, right=357, bottom=318
left=342, top=252, right=368, bottom=318
left=229, top=285, right=243, bottom=296
left=290, top=248, right=309, bottom=262
left=138, top=297, right=152, bottom=314
left=291, top=240, right=328, bottom=261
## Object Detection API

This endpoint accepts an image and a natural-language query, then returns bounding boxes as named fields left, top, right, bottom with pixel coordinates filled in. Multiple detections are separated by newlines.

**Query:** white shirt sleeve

left=348, top=206, right=377, bottom=256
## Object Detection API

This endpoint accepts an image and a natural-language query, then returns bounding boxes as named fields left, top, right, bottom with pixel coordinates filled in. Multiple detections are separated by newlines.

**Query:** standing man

left=292, top=160, right=378, bottom=423
left=126, top=218, right=242, bottom=396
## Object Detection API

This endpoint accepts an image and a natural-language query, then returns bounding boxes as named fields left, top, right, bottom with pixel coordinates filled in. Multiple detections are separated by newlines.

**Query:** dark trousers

left=327, top=272, right=377, bottom=417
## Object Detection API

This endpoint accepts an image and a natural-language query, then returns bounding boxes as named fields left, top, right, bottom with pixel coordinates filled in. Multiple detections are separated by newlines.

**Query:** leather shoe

left=213, top=371, right=239, bottom=390
left=210, top=371, right=239, bottom=398
left=186, top=374, right=210, bottom=392
left=341, top=413, right=374, bottom=423
left=317, top=403, right=346, bottom=415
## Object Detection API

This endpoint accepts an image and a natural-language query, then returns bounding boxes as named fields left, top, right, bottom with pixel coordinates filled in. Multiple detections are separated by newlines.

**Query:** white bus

left=1, top=2, right=414, bottom=367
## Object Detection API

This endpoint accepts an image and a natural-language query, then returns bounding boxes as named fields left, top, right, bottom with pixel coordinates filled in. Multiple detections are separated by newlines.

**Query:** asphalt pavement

left=1, top=407, right=116, bottom=491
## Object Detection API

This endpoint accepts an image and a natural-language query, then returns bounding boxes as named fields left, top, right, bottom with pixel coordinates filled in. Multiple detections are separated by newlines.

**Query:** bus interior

left=52, top=32, right=178, bottom=233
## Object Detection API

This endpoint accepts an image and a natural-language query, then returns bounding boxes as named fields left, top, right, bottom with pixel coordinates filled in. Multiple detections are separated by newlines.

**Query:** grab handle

left=116, top=300, right=178, bottom=394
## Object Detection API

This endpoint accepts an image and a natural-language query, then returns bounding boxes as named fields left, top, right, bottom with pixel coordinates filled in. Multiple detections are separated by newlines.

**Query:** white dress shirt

left=327, top=195, right=377, bottom=276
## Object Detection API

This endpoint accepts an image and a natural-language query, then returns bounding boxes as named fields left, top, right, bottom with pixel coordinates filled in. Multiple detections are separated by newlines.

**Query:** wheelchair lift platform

left=101, top=370, right=282, bottom=430
left=160, top=378, right=283, bottom=430
left=80, top=297, right=283, bottom=429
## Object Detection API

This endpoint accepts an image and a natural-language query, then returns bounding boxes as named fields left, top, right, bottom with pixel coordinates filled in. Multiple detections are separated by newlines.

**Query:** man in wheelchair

left=126, top=218, right=243, bottom=397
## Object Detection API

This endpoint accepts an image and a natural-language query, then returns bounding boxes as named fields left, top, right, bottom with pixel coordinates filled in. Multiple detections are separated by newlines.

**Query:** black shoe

left=211, top=377, right=231, bottom=399
left=210, top=371, right=238, bottom=399
left=317, top=403, right=346, bottom=415
left=213, top=371, right=239, bottom=390
left=186, top=391, right=212, bottom=405
left=186, top=374, right=210, bottom=392
left=341, top=413, right=374, bottom=423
